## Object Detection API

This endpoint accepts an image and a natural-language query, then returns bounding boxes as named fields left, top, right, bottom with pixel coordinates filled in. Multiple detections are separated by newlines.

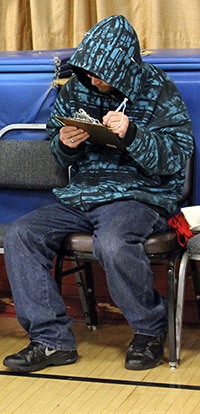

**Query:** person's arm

left=46, top=81, right=88, bottom=168
left=103, top=88, right=194, bottom=176
left=126, top=119, right=194, bottom=176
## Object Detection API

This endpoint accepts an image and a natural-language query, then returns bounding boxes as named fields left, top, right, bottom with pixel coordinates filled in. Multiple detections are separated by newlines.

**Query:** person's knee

left=94, top=232, right=123, bottom=259
left=3, top=218, right=28, bottom=248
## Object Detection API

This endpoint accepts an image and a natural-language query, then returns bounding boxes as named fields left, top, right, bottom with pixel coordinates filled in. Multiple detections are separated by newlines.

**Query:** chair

left=0, top=139, right=68, bottom=255
left=54, top=156, right=199, bottom=369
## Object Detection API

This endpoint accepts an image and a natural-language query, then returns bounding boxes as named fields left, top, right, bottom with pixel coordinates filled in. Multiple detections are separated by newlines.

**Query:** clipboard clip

left=75, top=109, right=101, bottom=124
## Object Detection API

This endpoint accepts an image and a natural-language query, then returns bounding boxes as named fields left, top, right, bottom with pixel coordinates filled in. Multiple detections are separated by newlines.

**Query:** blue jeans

left=3, top=200, right=168, bottom=351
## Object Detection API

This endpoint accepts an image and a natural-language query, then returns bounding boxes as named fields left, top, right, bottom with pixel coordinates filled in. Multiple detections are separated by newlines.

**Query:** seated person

left=3, top=15, right=194, bottom=372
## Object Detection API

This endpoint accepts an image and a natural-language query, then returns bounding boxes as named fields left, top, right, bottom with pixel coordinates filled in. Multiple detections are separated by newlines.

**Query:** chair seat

left=64, top=232, right=93, bottom=253
left=144, top=230, right=180, bottom=255
left=64, top=230, right=180, bottom=256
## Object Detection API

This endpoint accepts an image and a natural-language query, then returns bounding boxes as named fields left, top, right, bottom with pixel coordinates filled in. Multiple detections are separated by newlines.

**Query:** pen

left=115, top=98, right=128, bottom=112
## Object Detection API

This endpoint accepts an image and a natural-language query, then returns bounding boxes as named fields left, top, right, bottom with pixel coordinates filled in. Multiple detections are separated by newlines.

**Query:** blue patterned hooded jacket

left=47, top=15, right=194, bottom=216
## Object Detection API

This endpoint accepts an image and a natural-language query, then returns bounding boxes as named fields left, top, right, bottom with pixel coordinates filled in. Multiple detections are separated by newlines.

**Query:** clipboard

left=55, top=116, right=125, bottom=151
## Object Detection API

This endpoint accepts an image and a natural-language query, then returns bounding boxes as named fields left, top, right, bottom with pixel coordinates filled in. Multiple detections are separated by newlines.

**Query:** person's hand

left=102, top=111, right=129, bottom=138
left=59, top=126, right=89, bottom=148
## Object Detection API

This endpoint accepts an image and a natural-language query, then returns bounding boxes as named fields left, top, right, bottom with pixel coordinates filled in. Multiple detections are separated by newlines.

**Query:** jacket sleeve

left=129, top=123, right=194, bottom=176
left=46, top=81, right=85, bottom=168
left=125, top=78, right=194, bottom=176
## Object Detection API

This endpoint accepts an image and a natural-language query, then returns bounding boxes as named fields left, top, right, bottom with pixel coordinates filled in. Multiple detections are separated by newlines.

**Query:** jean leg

left=89, top=200, right=168, bottom=336
left=3, top=203, right=93, bottom=350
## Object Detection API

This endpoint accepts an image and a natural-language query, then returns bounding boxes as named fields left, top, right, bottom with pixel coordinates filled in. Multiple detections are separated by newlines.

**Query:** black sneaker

left=125, top=333, right=166, bottom=370
left=3, top=342, right=78, bottom=372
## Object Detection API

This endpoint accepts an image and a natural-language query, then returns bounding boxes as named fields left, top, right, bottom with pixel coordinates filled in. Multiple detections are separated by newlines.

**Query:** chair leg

left=84, top=261, right=98, bottom=327
left=72, top=268, right=90, bottom=326
left=175, top=250, right=189, bottom=364
left=55, top=253, right=98, bottom=328
left=190, top=259, right=200, bottom=323
left=167, top=255, right=178, bottom=369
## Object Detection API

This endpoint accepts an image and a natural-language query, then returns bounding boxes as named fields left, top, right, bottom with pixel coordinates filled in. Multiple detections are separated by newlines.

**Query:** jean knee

left=93, top=231, right=123, bottom=260
left=3, top=218, right=28, bottom=248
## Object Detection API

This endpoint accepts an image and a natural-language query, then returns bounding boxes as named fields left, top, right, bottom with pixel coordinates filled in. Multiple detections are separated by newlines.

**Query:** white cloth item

left=181, top=206, right=200, bottom=232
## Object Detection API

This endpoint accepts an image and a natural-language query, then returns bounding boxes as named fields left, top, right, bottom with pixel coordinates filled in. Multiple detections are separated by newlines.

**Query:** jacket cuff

left=58, top=139, right=80, bottom=155
left=122, top=123, right=137, bottom=147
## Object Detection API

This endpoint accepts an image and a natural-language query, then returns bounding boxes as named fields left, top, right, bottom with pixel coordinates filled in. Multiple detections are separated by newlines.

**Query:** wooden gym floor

left=0, top=317, right=200, bottom=413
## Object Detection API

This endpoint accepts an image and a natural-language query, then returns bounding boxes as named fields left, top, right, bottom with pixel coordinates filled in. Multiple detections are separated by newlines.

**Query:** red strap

left=168, top=212, right=194, bottom=247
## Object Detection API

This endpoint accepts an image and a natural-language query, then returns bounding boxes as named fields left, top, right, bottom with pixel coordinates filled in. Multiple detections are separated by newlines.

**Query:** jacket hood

left=68, top=15, right=146, bottom=103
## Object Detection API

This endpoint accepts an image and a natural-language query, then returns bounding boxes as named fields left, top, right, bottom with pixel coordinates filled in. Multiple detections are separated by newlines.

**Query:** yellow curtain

left=0, top=0, right=200, bottom=51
